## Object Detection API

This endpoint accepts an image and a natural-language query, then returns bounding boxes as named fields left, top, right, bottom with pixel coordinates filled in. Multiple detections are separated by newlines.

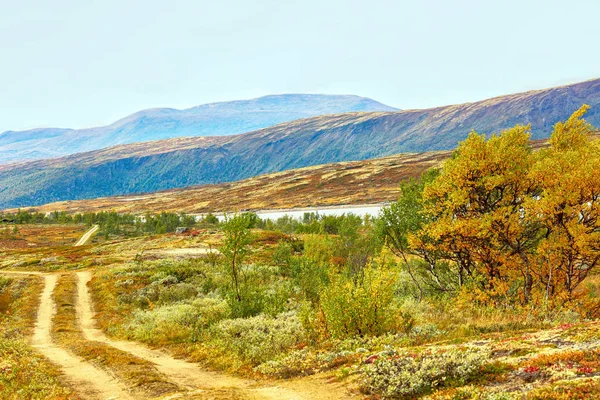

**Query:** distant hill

left=15, top=151, right=450, bottom=215
left=0, top=94, right=397, bottom=164
left=0, top=78, right=598, bottom=209
left=3, top=136, right=563, bottom=216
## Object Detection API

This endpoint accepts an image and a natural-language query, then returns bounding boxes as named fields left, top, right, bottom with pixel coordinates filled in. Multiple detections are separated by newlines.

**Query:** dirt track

left=0, top=228, right=357, bottom=399
left=74, top=225, right=99, bottom=246
left=0, top=269, right=356, bottom=399
left=33, top=273, right=133, bottom=399
left=76, top=270, right=307, bottom=399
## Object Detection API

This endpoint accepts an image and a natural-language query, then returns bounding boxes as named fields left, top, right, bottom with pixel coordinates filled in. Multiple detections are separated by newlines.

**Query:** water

left=194, top=204, right=385, bottom=222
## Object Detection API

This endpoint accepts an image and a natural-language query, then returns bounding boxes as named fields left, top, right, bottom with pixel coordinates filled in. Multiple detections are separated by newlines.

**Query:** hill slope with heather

left=0, top=78, right=599, bottom=209
left=13, top=151, right=449, bottom=214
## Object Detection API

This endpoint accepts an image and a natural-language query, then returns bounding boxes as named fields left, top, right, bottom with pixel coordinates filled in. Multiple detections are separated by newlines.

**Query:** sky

left=1, top=0, right=599, bottom=132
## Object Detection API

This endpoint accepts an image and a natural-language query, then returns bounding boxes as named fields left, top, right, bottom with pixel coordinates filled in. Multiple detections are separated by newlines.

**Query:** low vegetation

left=1, top=210, right=198, bottom=238
left=51, top=273, right=178, bottom=398
left=0, top=275, right=75, bottom=399
left=2, top=107, right=600, bottom=398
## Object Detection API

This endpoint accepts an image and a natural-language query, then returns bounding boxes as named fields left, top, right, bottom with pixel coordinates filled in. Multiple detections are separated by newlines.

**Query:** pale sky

left=1, top=0, right=598, bottom=132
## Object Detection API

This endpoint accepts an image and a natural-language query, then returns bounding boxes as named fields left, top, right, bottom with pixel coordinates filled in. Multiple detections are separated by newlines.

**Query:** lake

left=194, top=204, right=385, bottom=222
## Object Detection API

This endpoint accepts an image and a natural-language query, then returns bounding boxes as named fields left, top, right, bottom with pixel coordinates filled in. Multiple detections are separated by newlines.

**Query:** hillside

left=0, top=78, right=599, bottom=209
left=13, top=151, right=450, bottom=214
left=0, top=94, right=396, bottom=163
left=5, top=135, right=570, bottom=215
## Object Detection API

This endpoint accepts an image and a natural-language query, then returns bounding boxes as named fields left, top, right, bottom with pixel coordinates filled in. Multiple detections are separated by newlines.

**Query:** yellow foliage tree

left=416, top=124, right=540, bottom=303
left=383, top=105, right=600, bottom=308
left=530, top=105, right=600, bottom=301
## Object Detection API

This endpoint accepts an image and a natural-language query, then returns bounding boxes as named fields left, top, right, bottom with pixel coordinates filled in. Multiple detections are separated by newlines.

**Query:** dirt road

left=32, top=273, right=133, bottom=399
left=75, top=270, right=324, bottom=399
left=0, top=268, right=356, bottom=399
left=74, top=225, right=99, bottom=246
left=0, top=265, right=356, bottom=399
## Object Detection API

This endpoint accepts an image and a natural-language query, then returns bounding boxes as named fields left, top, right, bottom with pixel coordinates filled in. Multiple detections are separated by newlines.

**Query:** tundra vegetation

left=1, top=107, right=600, bottom=399
left=0, top=275, right=76, bottom=399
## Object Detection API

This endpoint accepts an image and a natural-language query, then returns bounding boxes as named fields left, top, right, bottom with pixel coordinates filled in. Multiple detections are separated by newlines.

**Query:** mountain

left=0, top=78, right=599, bottom=209
left=3, top=136, right=561, bottom=216
left=0, top=94, right=397, bottom=164
left=14, top=151, right=451, bottom=215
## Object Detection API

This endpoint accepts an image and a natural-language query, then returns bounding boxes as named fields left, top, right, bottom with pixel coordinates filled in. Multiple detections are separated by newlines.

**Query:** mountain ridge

left=0, top=94, right=397, bottom=164
left=6, top=134, right=586, bottom=215
left=0, top=78, right=598, bottom=209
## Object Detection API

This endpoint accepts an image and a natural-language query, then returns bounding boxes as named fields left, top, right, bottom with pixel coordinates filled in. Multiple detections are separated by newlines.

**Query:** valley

left=1, top=107, right=600, bottom=400
left=4, top=2, right=600, bottom=399
left=3, top=188, right=600, bottom=399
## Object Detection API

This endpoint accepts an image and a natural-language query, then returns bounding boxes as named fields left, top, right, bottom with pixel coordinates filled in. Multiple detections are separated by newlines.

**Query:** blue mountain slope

left=0, top=94, right=396, bottom=164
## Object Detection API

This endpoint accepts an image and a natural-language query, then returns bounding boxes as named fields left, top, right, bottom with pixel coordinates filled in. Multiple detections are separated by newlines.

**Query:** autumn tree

left=529, top=105, right=600, bottom=300
left=377, top=169, right=456, bottom=298
left=380, top=106, right=600, bottom=307
left=418, top=124, right=542, bottom=303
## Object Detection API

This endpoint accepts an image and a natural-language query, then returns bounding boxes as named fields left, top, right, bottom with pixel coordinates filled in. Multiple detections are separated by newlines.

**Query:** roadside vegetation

left=0, top=274, right=75, bottom=399
left=2, top=106, right=600, bottom=399
left=51, top=273, right=178, bottom=398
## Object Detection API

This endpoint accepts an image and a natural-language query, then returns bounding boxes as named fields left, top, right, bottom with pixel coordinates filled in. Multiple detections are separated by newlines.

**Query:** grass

left=85, top=235, right=600, bottom=399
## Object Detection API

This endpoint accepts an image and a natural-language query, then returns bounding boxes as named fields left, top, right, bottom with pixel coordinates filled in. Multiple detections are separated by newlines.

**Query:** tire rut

left=77, top=271, right=307, bottom=400
left=34, top=273, right=133, bottom=400
left=1, top=269, right=354, bottom=399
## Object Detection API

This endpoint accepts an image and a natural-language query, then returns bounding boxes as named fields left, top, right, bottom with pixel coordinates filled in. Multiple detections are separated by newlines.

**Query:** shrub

left=363, top=348, right=489, bottom=399
left=222, top=264, right=268, bottom=318
left=157, top=283, right=198, bottom=304
left=256, top=346, right=361, bottom=378
left=209, top=311, right=305, bottom=365
left=124, top=296, right=230, bottom=344
left=273, top=241, right=293, bottom=272
left=319, top=266, right=402, bottom=338
left=0, top=276, right=11, bottom=293
left=261, top=279, right=297, bottom=316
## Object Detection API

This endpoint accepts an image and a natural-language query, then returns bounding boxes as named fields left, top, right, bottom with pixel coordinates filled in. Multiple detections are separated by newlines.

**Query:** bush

left=124, top=296, right=230, bottom=344
left=273, top=241, right=293, bottom=271
left=256, top=347, right=359, bottom=378
left=291, top=234, right=333, bottom=303
left=157, top=283, right=198, bottom=304
left=0, top=276, right=11, bottom=293
left=210, top=311, right=305, bottom=365
left=363, top=348, right=489, bottom=399
left=319, top=266, right=402, bottom=338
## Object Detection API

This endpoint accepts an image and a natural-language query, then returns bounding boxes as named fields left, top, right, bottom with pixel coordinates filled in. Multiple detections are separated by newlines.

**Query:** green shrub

left=210, top=311, right=305, bottom=365
left=124, top=296, right=230, bottom=344
left=302, top=234, right=335, bottom=266
left=151, top=258, right=208, bottom=282
left=290, top=234, right=333, bottom=303
left=0, top=276, right=11, bottom=293
left=256, top=347, right=358, bottom=378
left=363, top=348, right=489, bottom=399
left=262, top=279, right=296, bottom=316
left=273, top=241, right=293, bottom=272
left=157, top=283, right=198, bottom=304
left=319, top=266, right=402, bottom=338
